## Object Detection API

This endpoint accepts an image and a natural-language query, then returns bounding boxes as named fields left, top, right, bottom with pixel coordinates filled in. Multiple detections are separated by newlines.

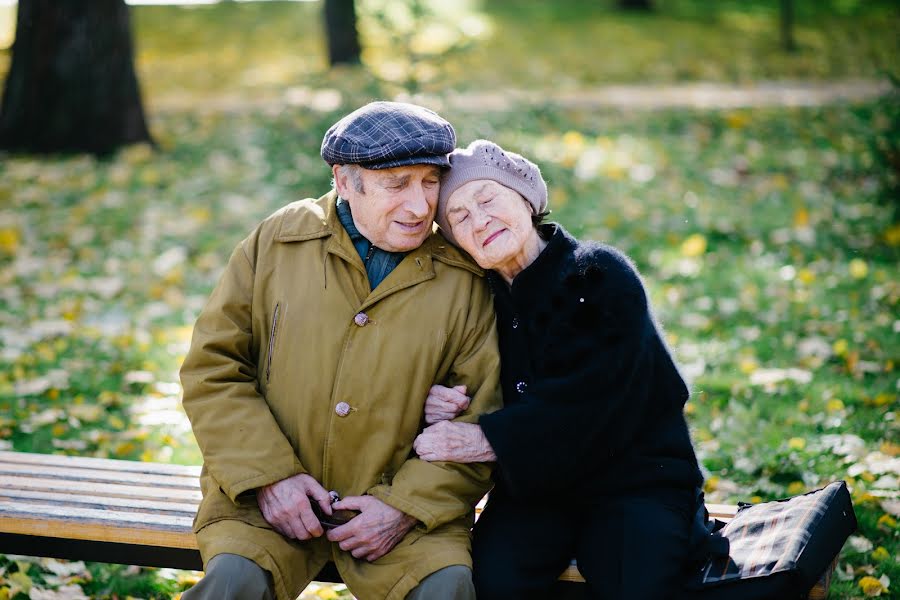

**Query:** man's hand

left=414, top=420, right=497, bottom=463
left=424, top=384, right=470, bottom=424
left=326, top=496, right=417, bottom=562
left=257, top=473, right=333, bottom=541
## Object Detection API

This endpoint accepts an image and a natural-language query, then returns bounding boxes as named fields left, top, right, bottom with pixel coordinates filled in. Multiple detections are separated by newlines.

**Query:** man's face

left=334, top=164, right=441, bottom=252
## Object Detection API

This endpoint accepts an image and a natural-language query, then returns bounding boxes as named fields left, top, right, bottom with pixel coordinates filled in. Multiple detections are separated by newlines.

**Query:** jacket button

left=354, top=312, right=370, bottom=327
left=335, top=402, right=352, bottom=417
left=516, top=381, right=527, bottom=393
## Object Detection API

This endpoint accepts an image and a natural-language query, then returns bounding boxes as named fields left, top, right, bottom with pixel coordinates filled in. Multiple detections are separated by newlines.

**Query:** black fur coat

left=479, top=223, right=703, bottom=500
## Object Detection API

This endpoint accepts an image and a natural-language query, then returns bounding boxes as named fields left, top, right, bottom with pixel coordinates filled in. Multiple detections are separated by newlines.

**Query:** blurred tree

left=618, top=0, right=653, bottom=9
left=324, top=0, right=362, bottom=66
left=0, top=0, right=152, bottom=156
left=780, top=0, right=796, bottom=52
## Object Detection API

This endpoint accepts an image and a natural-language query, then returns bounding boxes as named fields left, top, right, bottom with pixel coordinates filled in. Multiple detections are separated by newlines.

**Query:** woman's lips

left=483, top=229, right=505, bottom=247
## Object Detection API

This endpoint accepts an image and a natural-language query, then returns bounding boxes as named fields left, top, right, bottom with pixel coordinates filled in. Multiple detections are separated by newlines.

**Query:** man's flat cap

left=321, top=101, right=456, bottom=170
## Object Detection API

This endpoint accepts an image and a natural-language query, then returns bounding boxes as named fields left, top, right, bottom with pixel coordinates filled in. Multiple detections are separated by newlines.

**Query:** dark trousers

left=472, top=487, right=694, bottom=600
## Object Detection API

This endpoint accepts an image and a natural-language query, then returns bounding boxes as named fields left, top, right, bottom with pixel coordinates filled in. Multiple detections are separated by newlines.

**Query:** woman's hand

left=414, top=420, right=496, bottom=463
left=424, top=384, right=470, bottom=424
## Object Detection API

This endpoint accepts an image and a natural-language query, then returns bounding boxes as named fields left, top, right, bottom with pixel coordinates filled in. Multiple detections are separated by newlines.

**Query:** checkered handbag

left=686, top=481, right=857, bottom=599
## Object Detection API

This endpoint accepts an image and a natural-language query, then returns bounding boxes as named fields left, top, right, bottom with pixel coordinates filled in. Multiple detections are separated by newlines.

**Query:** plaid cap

left=321, top=101, right=456, bottom=170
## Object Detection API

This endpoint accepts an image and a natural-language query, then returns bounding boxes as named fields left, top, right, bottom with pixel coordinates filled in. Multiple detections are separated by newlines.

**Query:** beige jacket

left=180, top=191, right=502, bottom=599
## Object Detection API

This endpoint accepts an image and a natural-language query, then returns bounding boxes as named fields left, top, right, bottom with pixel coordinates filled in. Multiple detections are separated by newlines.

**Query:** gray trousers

left=182, top=553, right=475, bottom=600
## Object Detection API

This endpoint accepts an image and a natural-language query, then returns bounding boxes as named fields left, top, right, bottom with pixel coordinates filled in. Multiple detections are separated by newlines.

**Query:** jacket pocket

left=266, top=302, right=281, bottom=383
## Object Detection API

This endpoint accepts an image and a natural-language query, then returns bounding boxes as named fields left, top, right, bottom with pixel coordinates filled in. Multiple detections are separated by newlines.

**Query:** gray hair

left=332, top=164, right=365, bottom=194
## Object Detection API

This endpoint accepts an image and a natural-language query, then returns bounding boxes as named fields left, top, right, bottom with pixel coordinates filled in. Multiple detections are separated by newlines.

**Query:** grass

left=0, top=0, right=898, bottom=598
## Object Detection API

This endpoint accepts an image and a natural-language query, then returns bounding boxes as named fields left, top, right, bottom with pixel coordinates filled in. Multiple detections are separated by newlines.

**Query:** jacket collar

left=273, top=191, right=484, bottom=283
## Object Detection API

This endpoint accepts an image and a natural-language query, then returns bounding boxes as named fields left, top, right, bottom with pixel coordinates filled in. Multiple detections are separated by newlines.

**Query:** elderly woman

left=413, top=140, right=704, bottom=599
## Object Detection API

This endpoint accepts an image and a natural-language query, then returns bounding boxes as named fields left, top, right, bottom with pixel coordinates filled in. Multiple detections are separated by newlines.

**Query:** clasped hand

left=415, top=384, right=496, bottom=463
left=258, top=474, right=416, bottom=562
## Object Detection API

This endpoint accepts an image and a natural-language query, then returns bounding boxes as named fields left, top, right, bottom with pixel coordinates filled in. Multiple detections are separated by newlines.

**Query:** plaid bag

left=685, top=481, right=857, bottom=599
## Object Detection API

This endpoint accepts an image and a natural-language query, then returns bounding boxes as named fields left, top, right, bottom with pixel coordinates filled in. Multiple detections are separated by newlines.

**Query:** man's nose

left=404, top=184, right=431, bottom=218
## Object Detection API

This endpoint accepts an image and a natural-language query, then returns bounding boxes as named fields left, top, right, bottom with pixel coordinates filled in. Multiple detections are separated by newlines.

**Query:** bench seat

left=0, top=451, right=830, bottom=597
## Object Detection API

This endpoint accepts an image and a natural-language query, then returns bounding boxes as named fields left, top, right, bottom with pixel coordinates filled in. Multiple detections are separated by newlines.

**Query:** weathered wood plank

left=0, top=500, right=194, bottom=532
left=0, top=451, right=200, bottom=477
left=0, top=462, right=200, bottom=489
left=0, top=488, right=198, bottom=516
left=0, top=475, right=202, bottom=502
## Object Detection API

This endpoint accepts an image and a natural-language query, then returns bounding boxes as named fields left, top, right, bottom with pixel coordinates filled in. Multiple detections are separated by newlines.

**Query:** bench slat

left=0, top=451, right=201, bottom=477
left=0, top=488, right=198, bottom=516
left=0, top=475, right=202, bottom=502
left=0, top=462, right=200, bottom=489
left=0, top=452, right=829, bottom=599
left=0, top=500, right=197, bottom=549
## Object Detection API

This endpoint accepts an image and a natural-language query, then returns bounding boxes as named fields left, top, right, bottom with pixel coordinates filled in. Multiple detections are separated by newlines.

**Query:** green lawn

left=0, top=0, right=898, bottom=598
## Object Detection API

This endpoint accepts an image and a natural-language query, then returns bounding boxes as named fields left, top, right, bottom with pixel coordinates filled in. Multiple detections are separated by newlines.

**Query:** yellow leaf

left=788, top=437, right=806, bottom=450
left=750, top=496, right=763, bottom=504
left=871, top=546, right=889, bottom=561
left=787, top=481, right=806, bottom=495
left=680, top=234, right=707, bottom=257
left=317, top=588, right=339, bottom=599
left=859, top=575, right=884, bottom=596
left=826, top=399, right=845, bottom=413
left=884, top=223, right=900, bottom=246
left=115, top=442, right=136, bottom=456
left=725, top=112, right=750, bottom=129
left=881, top=441, right=900, bottom=456
left=8, top=572, right=32, bottom=595
left=877, top=514, right=897, bottom=531
left=0, top=227, right=20, bottom=255
left=561, top=130, right=586, bottom=148
left=849, top=258, right=868, bottom=279
left=739, top=357, right=758, bottom=375
left=797, top=268, right=816, bottom=284
left=793, top=207, right=809, bottom=228
left=51, top=423, right=67, bottom=437
left=704, top=476, right=719, bottom=493
left=833, top=339, right=849, bottom=357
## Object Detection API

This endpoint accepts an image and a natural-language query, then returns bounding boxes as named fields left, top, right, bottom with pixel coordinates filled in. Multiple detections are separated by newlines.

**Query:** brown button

left=354, top=312, right=370, bottom=327
left=335, top=402, right=352, bottom=417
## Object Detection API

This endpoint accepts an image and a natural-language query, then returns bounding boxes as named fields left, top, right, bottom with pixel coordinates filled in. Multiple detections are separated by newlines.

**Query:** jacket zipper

left=266, top=302, right=280, bottom=382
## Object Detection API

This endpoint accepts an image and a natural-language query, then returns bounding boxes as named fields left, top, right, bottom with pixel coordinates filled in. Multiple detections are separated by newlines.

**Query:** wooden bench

left=0, top=451, right=831, bottom=597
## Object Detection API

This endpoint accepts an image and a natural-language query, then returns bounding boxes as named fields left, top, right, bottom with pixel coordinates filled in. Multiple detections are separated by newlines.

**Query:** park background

left=0, top=0, right=897, bottom=597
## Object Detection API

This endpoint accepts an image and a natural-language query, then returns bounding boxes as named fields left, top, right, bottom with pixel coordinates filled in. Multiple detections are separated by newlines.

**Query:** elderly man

left=180, top=102, right=501, bottom=600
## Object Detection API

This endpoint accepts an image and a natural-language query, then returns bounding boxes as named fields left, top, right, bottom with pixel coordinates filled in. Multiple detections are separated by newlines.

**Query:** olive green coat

left=180, top=192, right=502, bottom=600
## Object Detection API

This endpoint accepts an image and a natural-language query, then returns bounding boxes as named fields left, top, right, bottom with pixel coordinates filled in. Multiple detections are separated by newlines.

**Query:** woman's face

left=444, top=180, right=535, bottom=271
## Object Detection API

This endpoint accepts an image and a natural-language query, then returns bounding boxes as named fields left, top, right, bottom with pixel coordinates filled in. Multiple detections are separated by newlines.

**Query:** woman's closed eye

left=452, top=212, right=469, bottom=226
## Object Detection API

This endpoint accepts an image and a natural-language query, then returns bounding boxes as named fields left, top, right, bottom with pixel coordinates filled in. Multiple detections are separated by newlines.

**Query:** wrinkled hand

left=424, top=384, right=470, bottom=424
left=258, top=473, right=333, bottom=541
left=414, top=420, right=497, bottom=463
left=326, top=496, right=417, bottom=562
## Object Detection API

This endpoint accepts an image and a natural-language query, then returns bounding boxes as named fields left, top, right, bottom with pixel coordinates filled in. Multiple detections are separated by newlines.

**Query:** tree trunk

left=780, top=0, right=797, bottom=52
left=0, top=0, right=153, bottom=156
left=324, top=0, right=362, bottom=66
left=617, top=0, right=653, bottom=10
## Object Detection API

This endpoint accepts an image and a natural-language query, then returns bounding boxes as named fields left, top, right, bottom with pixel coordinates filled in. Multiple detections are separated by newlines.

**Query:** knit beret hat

left=321, top=101, right=456, bottom=170
left=437, top=140, right=548, bottom=244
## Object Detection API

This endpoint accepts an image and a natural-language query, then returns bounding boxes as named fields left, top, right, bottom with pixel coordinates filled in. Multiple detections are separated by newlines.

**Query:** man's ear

left=332, top=164, right=347, bottom=196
